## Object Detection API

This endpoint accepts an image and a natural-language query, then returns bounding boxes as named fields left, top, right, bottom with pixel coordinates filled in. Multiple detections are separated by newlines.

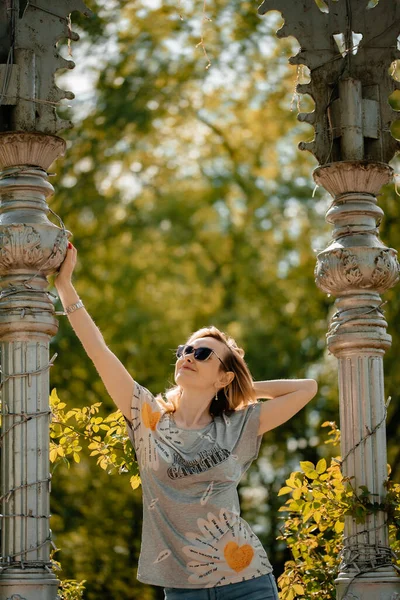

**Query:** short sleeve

left=226, top=402, right=263, bottom=474
left=124, top=381, right=158, bottom=454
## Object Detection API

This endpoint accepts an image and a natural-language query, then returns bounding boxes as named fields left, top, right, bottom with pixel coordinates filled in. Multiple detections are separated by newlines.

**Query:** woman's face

left=174, top=336, right=232, bottom=392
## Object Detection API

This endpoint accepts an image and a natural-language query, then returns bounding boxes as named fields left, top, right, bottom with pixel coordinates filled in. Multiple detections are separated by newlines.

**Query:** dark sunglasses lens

left=194, top=347, right=213, bottom=361
left=176, top=345, right=194, bottom=358
left=176, top=345, right=185, bottom=358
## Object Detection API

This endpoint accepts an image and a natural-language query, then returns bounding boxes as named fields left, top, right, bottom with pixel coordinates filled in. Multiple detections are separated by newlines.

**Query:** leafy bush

left=49, top=388, right=140, bottom=489
left=57, top=578, right=86, bottom=600
left=49, top=389, right=140, bottom=598
left=277, top=422, right=400, bottom=600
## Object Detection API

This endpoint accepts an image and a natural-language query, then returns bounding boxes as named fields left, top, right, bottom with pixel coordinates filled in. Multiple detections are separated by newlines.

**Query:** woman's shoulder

left=224, top=400, right=260, bottom=417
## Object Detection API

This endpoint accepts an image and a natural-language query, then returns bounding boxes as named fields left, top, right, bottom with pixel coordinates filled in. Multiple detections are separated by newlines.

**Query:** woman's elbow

left=305, top=378, right=318, bottom=401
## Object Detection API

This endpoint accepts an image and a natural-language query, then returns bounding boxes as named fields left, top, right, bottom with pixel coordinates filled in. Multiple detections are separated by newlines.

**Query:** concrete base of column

left=0, top=569, right=60, bottom=600
left=336, top=567, right=400, bottom=599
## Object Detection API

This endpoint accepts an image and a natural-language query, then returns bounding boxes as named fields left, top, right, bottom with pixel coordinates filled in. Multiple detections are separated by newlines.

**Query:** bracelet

left=65, top=300, right=84, bottom=315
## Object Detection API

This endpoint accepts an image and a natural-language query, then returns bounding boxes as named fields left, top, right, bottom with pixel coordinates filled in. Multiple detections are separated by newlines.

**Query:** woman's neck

left=172, top=388, right=214, bottom=429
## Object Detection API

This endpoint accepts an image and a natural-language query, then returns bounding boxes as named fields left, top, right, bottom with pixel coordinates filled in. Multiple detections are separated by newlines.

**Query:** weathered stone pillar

left=257, top=1, right=400, bottom=598
left=314, top=161, right=400, bottom=599
left=0, top=133, right=68, bottom=600
left=0, top=2, right=90, bottom=598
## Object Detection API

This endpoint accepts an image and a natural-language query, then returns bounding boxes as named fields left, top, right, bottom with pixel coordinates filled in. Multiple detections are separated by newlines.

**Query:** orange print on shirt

left=142, top=403, right=161, bottom=431
left=224, top=542, right=254, bottom=572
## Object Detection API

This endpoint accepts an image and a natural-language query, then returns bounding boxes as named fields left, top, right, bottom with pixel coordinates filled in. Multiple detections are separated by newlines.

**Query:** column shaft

left=338, top=353, right=388, bottom=551
left=314, top=161, right=400, bottom=600
left=1, top=340, right=51, bottom=565
left=0, top=133, right=68, bottom=600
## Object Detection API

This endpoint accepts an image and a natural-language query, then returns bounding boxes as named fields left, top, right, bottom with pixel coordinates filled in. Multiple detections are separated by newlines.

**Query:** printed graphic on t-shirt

left=182, top=508, right=271, bottom=587
left=128, top=383, right=180, bottom=471
left=153, top=549, right=172, bottom=564
left=200, top=482, right=214, bottom=506
left=167, top=444, right=230, bottom=479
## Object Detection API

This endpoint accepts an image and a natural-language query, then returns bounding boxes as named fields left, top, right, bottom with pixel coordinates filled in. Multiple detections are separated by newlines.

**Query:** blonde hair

left=157, top=325, right=257, bottom=417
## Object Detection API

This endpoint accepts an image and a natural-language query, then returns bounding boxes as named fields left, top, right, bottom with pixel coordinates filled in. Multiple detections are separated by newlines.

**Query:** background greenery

left=47, top=1, right=400, bottom=598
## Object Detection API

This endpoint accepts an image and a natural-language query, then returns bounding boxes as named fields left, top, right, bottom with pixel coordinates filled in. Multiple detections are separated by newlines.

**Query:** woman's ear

left=219, top=371, right=235, bottom=387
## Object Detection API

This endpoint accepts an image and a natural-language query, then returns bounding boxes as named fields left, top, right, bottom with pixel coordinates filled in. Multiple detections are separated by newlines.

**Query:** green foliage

left=58, top=578, right=86, bottom=600
left=277, top=424, right=400, bottom=600
left=50, top=388, right=141, bottom=596
left=50, top=389, right=140, bottom=489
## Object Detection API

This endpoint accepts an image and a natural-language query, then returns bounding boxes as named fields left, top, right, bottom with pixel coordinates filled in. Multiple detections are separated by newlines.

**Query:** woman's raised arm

left=253, top=379, right=318, bottom=436
left=54, top=244, right=134, bottom=420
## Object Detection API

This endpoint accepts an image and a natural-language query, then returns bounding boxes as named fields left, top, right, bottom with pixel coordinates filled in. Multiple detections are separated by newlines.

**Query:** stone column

left=256, top=0, right=400, bottom=596
left=0, top=132, right=68, bottom=600
left=314, top=161, right=400, bottom=600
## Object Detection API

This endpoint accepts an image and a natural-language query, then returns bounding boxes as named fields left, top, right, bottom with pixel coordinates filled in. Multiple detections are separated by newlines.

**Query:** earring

left=215, top=390, right=219, bottom=402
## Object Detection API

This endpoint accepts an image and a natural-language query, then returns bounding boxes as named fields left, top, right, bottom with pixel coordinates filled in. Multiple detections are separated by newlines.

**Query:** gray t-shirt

left=125, top=382, right=273, bottom=589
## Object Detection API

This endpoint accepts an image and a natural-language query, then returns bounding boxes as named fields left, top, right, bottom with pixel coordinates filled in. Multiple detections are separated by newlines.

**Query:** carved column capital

left=0, top=132, right=66, bottom=170
left=313, top=161, right=398, bottom=355
left=0, top=166, right=68, bottom=340
left=315, top=247, right=400, bottom=296
left=314, top=161, right=393, bottom=196
left=0, top=224, right=66, bottom=275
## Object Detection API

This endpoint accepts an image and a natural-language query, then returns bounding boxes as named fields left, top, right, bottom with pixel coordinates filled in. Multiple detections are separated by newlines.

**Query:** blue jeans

left=163, top=573, right=279, bottom=600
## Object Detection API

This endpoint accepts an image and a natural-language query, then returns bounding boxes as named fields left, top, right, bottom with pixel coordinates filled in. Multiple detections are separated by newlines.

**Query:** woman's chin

left=175, top=373, right=185, bottom=385
left=175, top=370, right=196, bottom=386
left=176, top=368, right=194, bottom=378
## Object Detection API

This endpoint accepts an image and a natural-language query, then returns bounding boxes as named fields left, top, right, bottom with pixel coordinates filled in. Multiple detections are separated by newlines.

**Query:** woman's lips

left=181, top=365, right=195, bottom=371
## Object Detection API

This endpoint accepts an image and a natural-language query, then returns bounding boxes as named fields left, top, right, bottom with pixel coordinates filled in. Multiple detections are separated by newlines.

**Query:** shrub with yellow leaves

left=277, top=422, right=400, bottom=600
left=49, top=388, right=141, bottom=490
left=49, top=388, right=142, bottom=598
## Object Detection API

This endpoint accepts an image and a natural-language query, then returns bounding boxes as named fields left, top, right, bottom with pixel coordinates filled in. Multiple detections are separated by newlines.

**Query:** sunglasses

left=176, top=345, right=229, bottom=371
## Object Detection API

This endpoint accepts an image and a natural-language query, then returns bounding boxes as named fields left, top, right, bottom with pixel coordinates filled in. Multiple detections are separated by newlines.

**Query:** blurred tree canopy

left=47, top=0, right=400, bottom=598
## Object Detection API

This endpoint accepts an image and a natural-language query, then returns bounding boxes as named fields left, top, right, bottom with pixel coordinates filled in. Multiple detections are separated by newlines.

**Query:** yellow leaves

left=48, top=388, right=140, bottom=487
left=50, top=446, right=59, bottom=463
left=299, top=461, right=319, bottom=480
left=276, top=421, right=400, bottom=600
left=98, top=457, right=109, bottom=471
left=50, top=388, right=60, bottom=405
left=313, top=511, right=322, bottom=524
left=278, top=486, right=293, bottom=496
left=292, top=488, right=303, bottom=500
left=50, top=443, right=66, bottom=462
left=293, top=584, right=305, bottom=596
left=334, top=520, right=345, bottom=533
left=321, top=420, right=341, bottom=446
left=58, top=578, right=86, bottom=599
left=279, top=577, right=305, bottom=600
left=130, top=475, right=141, bottom=490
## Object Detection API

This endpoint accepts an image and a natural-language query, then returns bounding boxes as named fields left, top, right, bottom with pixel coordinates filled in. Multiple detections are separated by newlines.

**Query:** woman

left=55, top=242, right=318, bottom=600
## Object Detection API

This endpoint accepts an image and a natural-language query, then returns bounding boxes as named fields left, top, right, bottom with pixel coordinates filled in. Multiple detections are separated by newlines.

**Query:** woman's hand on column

left=55, top=242, right=77, bottom=290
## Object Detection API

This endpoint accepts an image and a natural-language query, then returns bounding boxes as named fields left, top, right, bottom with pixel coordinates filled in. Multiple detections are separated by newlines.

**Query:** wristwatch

left=65, top=299, right=84, bottom=315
